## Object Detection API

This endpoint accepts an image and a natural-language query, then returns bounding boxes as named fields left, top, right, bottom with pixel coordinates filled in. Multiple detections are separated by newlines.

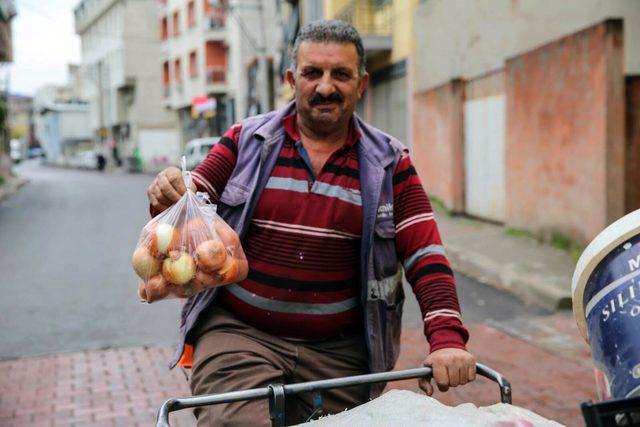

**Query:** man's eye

left=334, top=71, right=351, bottom=80
left=303, top=70, right=321, bottom=78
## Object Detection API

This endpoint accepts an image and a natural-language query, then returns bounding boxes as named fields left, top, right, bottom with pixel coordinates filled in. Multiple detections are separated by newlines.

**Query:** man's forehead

left=296, top=41, right=359, bottom=69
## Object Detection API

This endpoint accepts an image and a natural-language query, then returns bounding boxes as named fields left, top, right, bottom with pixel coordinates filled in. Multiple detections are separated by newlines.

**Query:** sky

left=10, top=0, right=81, bottom=96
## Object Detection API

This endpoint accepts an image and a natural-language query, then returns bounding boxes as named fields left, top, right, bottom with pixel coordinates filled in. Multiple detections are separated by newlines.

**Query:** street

left=0, top=162, right=595, bottom=426
left=0, top=160, right=181, bottom=359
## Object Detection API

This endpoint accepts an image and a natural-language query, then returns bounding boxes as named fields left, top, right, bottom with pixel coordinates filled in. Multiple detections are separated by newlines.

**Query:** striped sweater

left=192, top=114, right=468, bottom=351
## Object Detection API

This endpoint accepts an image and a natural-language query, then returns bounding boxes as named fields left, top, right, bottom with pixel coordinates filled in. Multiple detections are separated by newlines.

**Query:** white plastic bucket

left=572, top=209, right=640, bottom=399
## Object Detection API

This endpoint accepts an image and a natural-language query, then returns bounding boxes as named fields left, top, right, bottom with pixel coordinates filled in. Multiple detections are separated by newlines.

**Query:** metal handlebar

left=156, top=362, right=511, bottom=427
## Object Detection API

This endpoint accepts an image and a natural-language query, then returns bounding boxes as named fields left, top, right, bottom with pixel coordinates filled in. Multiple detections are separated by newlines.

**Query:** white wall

left=60, top=110, right=92, bottom=140
left=138, top=128, right=181, bottom=171
left=414, top=0, right=640, bottom=92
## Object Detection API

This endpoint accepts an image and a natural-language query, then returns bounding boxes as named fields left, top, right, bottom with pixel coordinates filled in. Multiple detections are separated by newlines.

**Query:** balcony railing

left=335, top=0, right=392, bottom=36
left=206, top=65, right=226, bottom=85
left=203, top=9, right=225, bottom=31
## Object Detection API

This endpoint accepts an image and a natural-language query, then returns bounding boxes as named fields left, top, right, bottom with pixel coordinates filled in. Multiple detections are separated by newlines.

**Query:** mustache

left=309, top=92, right=344, bottom=106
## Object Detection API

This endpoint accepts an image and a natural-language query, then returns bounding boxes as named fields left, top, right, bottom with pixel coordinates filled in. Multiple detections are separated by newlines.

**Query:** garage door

left=464, top=94, right=506, bottom=222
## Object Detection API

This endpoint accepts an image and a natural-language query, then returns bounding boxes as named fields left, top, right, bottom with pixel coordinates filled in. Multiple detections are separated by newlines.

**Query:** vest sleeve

left=392, top=154, right=469, bottom=351
left=191, top=124, right=241, bottom=203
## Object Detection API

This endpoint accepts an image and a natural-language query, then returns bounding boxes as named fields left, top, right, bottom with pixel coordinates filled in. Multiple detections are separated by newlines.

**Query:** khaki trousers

left=189, top=306, right=370, bottom=427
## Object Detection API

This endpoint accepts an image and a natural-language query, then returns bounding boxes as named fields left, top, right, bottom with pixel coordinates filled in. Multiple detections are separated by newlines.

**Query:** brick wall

left=411, top=79, right=465, bottom=212
left=505, top=19, right=625, bottom=244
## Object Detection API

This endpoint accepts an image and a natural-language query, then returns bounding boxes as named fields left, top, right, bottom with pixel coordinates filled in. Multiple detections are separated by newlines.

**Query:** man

left=148, top=20, right=475, bottom=426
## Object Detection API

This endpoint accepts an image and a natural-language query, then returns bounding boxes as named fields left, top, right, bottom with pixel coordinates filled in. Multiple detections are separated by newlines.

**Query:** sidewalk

left=0, top=347, right=195, bottom=427
left=0, top=175, right=29, bottom=203
left=436, top=211, right=575, bottom=310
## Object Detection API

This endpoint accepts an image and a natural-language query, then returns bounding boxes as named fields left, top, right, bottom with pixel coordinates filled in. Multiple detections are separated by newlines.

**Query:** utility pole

left=97, top=60, right=104, bottom=148
left=256, top=1, right=271, bottom=113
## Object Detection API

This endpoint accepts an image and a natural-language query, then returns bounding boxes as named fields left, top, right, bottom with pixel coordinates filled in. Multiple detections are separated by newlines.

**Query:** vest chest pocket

left=219, top=182, right=250, bottom=208
left=217, top=182, right=250, bottom=231
left=372, top=220, right=398, bottom=280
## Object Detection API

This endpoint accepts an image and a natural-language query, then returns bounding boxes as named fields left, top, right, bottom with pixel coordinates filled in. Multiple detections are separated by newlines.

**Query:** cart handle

left=156, top=362, right=511, bottom=427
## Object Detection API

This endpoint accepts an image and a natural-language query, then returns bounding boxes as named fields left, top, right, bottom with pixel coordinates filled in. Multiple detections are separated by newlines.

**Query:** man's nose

left=316, top=74, right=336, bottom=97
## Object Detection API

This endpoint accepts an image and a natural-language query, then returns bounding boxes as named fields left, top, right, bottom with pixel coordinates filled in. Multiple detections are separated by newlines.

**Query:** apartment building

left=160, top=0, right=282, bottom=144
left=74, top=0, right=179, bottom=171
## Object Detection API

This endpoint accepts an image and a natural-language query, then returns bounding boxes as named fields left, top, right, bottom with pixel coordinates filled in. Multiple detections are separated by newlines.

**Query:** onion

left=195, top=240, right=227, bottom=272
left=131, top=246, right=161, bottom=279
left=218, top=257, right=239, bottom=283
left=192, top=269, right=223, bottom=289
left=168, top=283, right=196, bottom=298
left=162, top=251, right=196, bottom=285
left=214, top=220, right=240, bottom=250
left=152, top=223, right=181, bottom=255
left=236, top=259, right=249, bottom=282
left=137, top=280, right=148, bottom=302
left=145, top=275, right=170, bottom=302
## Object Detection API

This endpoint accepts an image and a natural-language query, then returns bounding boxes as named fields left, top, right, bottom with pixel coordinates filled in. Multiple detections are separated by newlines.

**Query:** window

left=161, top=16, right=168, bottom=40
left=189, top=51, right=198, bottom=78
left=172, top=11, right=180, bottom=36
left=162, top=61, right=170, bottom=97
left=174, top=58, right=182, bottom=81
left=162, top=61, right=170, bottom=84
left=187, top=1, right=195, bottom=28
left=205, top=41, right=227, bottom=84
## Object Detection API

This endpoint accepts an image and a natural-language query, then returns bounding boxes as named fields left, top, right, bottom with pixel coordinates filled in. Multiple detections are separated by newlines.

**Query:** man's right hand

left=147, top=166, right=195, bottom=213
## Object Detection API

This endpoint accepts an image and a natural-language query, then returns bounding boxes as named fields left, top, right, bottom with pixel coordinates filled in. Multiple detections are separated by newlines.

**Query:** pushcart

left=156, top=362, right=511, bottom=427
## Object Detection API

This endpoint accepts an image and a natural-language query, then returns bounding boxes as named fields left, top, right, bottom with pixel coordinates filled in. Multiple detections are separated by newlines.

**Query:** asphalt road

left=0, top=160, right=547, bottom=360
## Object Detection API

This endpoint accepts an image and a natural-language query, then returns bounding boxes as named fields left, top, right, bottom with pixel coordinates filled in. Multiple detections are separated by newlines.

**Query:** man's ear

left=357, top=72, right=369, bottom=99
left=285, top=69, right=296, bottom=89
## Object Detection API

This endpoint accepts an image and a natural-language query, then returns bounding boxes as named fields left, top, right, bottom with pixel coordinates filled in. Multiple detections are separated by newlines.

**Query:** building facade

left=411, top=0, right=640, bottom=244
left=8, top=94, right=33, bottom=145
left=74, top=0, right=179, bottom=172
left=160, top=0, right=283, bottom=146
left=33, top=66, right=92, bottom=166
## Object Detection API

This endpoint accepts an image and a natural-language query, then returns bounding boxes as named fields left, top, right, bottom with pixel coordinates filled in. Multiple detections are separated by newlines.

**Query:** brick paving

left=0, top=347, right=194, bottom=427
left=0, top=313, right=597, bottom=426
left=387, top=315, right=597, bottom=427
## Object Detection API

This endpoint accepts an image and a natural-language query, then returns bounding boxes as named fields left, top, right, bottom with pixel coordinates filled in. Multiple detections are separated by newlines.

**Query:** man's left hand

left=419, top=348, right=476, bottom=396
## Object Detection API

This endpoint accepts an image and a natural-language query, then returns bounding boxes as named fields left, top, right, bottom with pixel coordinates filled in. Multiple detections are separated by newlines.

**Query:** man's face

left=286, top=41, right=369, bottom=132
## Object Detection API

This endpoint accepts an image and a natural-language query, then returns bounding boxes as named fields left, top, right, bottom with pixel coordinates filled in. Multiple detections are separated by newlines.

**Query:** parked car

left=27, top=147, right=45, bottom=158
left=70, top=150, right=99, bottom=170
left=9, top=139, right=25, bottom=163
left=184, top=137, right=219, bottom=170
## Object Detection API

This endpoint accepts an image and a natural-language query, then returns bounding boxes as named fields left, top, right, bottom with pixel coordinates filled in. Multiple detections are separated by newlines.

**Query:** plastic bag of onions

left=131, top=159, right=248, bottom=303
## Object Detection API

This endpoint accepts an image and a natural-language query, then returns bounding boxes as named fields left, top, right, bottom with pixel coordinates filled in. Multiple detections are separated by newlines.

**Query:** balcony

left=203, top=7, right=225, bottom=40
left=335, top=1, right=392, bottom=59
left=205, top=65, right=227, bottom=93
left=163, top=84, right=170, bottom=98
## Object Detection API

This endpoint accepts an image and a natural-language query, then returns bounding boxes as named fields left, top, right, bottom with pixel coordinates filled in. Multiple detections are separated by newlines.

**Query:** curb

left=0, top=175, right=29, bottom=203
left=446, top=242, right=573, bottom=311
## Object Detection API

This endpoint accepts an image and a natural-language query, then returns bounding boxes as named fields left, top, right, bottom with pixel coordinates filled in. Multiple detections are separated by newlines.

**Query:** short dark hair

left=290, top=19, right=366, bottom=76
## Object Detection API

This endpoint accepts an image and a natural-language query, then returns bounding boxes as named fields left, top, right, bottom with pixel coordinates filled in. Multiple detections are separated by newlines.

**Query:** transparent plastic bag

left=132, top=158, right=248, bottom=303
